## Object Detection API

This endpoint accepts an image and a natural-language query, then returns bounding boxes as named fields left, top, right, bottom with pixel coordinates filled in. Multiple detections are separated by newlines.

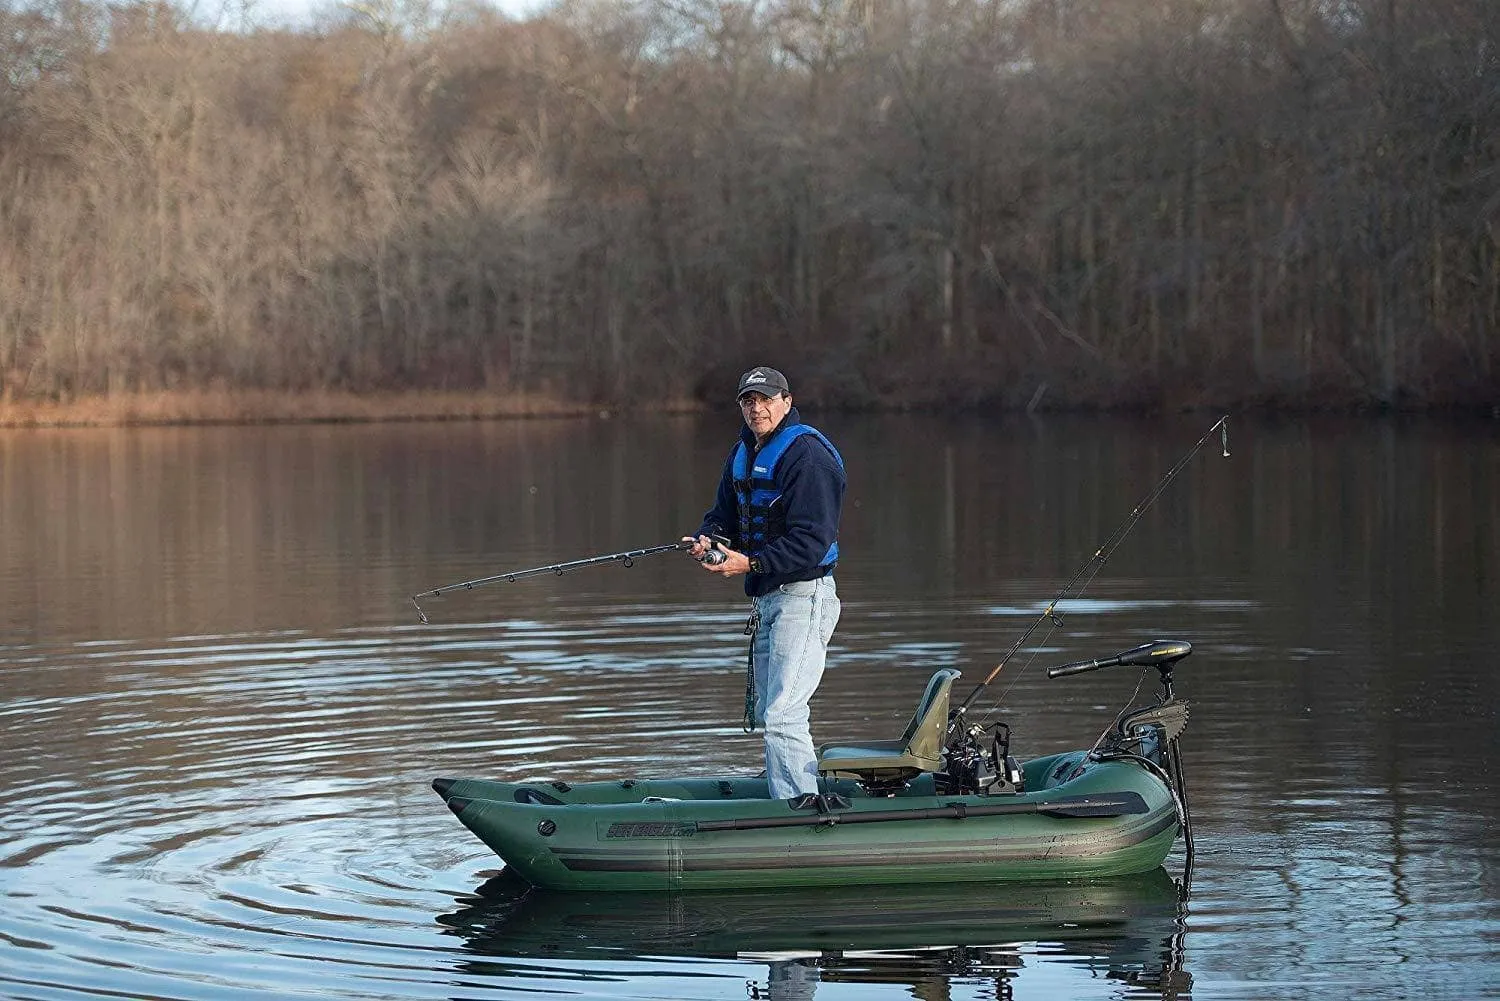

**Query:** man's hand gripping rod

left=952, top=416, right=1230, bottom=722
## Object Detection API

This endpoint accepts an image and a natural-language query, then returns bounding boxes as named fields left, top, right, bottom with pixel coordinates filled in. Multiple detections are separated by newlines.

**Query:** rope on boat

left=741, top=604, right=761, bottom=732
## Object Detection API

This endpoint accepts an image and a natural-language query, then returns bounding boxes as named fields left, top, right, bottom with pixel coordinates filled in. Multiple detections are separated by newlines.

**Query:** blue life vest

left=731, top=424, right=844, bottom=567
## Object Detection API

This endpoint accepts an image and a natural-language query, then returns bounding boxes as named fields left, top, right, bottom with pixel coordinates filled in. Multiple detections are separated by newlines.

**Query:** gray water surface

left=2, top=414, right=1497, bottom=1000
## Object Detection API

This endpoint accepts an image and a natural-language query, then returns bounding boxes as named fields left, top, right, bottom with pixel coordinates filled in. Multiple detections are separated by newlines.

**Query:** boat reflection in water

left=437, top=866, right=1192, bottom=1000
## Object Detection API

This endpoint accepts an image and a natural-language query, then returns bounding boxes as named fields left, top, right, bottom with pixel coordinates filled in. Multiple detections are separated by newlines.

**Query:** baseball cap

left=736, top=367, right=791, bottom=399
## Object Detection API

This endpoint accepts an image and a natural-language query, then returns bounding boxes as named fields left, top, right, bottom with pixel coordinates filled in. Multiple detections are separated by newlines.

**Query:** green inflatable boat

left=434, top=640, right=1196, bottom=891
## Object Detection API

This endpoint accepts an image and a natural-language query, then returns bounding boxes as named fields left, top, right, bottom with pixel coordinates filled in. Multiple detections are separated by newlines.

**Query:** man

left=684, top=366, right=846, bottom=800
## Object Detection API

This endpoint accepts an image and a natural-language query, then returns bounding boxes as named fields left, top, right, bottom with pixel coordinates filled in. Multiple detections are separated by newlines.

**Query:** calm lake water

left=1, top=413, right=1497, bottom=1000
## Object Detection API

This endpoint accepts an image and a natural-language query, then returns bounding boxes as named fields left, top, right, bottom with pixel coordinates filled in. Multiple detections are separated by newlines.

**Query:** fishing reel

left=939, top=720, right=1024, bottom=796
left=697, top=533, right=731, bottom=565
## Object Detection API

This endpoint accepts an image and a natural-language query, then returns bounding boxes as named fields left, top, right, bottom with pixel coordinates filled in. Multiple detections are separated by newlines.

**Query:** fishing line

left=953, top=416, right=1230, bottom=730
left=1084, top=668, right=1152, bottom=759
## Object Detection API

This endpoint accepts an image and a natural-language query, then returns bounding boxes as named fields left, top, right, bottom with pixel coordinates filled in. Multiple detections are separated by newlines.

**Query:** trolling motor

left=1047, top=639, right=1196, bottom=866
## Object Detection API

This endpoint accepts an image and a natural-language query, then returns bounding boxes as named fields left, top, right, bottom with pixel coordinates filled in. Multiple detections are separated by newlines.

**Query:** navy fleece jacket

left=695, top=407, right=846, bottom=597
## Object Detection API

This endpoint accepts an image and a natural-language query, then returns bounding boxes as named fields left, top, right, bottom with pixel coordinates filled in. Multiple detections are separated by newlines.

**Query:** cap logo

left=745, top=371, right=768, bottom=384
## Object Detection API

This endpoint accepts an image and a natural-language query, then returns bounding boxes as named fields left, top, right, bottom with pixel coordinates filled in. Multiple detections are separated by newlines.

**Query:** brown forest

left=0, top=0, right=1497, bottom=412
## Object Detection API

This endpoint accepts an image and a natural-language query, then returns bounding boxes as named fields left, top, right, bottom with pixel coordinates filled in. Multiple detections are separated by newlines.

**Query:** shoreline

left=0, top=390, right=707, bottom=428
left=0, top=389, right=1495, bottom=428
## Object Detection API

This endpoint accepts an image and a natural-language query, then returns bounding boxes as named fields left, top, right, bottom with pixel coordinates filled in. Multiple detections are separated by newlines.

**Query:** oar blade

left=1037, top=791, right=1150, bottom=818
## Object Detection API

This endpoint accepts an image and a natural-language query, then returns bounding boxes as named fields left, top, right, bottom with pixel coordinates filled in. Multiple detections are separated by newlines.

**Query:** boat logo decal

left=605, top=821, right=698, bottom=839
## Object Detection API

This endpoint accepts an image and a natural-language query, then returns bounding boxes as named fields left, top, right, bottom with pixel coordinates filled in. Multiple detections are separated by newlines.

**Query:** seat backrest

left=899, top=668, right=962, bottom=767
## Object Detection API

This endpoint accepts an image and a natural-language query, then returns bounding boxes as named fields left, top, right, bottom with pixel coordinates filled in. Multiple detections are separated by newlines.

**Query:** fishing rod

left=409, top=537, right=727, bottom=624
left=952, top=415, right=1230, bottom=721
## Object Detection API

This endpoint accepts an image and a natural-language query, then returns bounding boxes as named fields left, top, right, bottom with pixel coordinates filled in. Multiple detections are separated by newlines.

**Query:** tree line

left=0, top=0, right=1496, bottom=411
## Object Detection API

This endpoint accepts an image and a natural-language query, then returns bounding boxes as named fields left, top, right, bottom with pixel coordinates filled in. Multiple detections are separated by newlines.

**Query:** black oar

left=694, top=792, right=1149, bottom=832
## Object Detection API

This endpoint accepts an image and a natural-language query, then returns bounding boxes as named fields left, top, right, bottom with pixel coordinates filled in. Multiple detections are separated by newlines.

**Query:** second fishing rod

left=951, top=414, right=1231, bottom=725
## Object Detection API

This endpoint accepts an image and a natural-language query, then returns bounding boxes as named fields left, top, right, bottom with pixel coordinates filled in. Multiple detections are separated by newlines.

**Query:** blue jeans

left=751, top=576, right=840, bottom=799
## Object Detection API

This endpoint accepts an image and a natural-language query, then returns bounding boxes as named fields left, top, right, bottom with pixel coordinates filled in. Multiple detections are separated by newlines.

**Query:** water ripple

left=3, top=584, right=1497, bottom=1000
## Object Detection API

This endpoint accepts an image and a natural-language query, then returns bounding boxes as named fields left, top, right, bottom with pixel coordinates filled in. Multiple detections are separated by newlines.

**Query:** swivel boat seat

left=814, top=668, right=961, bottom=795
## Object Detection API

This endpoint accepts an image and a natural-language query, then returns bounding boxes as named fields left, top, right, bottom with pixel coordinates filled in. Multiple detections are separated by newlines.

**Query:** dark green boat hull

left=434, top=751, right=1181, bottom=891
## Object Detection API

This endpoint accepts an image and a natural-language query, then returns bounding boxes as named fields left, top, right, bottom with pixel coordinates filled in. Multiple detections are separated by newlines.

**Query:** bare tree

left=0, top=0, right=1495, bottom=409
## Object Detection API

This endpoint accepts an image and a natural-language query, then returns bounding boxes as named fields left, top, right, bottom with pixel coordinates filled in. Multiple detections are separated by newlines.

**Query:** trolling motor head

left=1046, top=639, right=1191, bottom=696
